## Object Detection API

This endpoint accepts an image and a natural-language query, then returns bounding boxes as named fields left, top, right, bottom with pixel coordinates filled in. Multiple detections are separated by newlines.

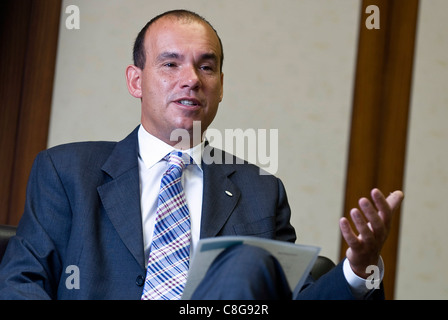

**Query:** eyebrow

left=157, top=52, right=182, bottom=62
left=200, top=53, right=218, bottom=65
left=156, top=51, right=218, bottom=64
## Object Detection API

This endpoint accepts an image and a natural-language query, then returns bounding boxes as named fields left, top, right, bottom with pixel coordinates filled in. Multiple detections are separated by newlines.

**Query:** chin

left=167, top=120, right=199, bottom=143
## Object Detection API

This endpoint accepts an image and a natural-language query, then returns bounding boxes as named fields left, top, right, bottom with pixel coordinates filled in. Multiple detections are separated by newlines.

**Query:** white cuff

left=342, top=256, right=384, bottom=299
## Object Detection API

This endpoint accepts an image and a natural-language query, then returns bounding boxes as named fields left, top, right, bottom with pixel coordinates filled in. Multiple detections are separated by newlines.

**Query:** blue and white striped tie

left=141, top=151, right=192, bottom=300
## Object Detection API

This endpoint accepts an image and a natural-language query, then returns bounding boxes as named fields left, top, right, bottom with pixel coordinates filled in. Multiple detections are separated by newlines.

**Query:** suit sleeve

left=294, top=262, right=357, bottom=299
left=274, top=178, right=297, bottom=243
left=0, top=150, right=72, bottom=299
left=295, top=261, right=385, bottom=300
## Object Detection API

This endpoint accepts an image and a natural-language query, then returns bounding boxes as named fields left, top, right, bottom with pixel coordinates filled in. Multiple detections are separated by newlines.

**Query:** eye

left=164, top=62, right=177, bottom=68
left=200, top=65, right=214, bottom=72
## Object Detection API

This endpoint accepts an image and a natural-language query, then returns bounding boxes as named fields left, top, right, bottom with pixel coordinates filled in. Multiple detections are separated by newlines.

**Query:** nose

left=180, top=65, right=201, bottom=90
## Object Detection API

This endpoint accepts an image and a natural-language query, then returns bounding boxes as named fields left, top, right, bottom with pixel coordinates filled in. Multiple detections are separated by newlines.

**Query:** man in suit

left=0, top=10, right=403, bottom=300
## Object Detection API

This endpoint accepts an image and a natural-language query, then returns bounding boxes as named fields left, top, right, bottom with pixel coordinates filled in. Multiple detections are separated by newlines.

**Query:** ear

left=219, top=72, right=224, bottom=102
left=126, top=65, right=142, bottom=98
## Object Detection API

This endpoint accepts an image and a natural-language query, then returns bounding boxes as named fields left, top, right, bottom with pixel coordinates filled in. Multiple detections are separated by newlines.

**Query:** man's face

left=128, top=17, right=224, bottom=147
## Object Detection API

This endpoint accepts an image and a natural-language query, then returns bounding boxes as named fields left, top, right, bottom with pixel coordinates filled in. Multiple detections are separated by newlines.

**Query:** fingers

left=385, top=190, right=405, bottom=211
left=370, top=188, right=404, bottom=213
left=341, top=188, right=404, bottom=246
left=339, top=206, right=377, bottom=248
left=358, top=195, right=384, bottom=234
left=339, top=216, right=359, bottom=248
left=350, top=207, right=375, bottom=242
left=370, top=188, right=404, bottom=228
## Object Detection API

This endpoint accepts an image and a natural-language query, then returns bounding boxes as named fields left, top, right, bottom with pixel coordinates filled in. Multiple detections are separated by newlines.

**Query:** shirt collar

left=138, top=124, right=204, bottom=170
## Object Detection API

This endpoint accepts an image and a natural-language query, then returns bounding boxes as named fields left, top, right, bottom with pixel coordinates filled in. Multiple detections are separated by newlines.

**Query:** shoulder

left=33, top=126, right=140, bottom=177
left=47, top=140, right=116, bottom=155
left=47, top=140, right=116, bottom=158
left=35, top=141, right=117, bottom=172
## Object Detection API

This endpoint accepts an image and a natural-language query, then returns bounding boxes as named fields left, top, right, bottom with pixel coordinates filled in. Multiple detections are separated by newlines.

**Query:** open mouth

left=178, top=100, right=198, bottom=106
left=175, top=98, right=201, bottom=107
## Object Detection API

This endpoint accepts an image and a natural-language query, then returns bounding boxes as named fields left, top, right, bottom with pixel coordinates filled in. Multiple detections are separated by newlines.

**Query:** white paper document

left=181, top=236, right=320, bottom=299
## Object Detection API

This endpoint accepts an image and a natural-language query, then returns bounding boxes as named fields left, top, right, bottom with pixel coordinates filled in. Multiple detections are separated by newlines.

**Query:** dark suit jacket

left=0, top=126, right=365, bottom=299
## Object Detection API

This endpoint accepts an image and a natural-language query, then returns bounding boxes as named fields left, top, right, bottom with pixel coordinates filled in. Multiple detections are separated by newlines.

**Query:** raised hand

left=339, top=188, right=404, bottom=278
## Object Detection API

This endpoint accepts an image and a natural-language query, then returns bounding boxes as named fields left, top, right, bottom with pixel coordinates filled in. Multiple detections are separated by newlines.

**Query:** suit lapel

left=97, top=127, right=145, bottom=269
left=200, top=148, right=241, bottom=239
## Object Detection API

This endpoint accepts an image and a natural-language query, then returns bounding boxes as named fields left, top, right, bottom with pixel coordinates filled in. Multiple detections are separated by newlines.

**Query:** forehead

left=144, top=16, right=221, bottom=60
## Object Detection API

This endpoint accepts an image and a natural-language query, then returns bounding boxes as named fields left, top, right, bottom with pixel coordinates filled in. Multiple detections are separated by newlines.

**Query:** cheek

left=142, top=76, right=171, bottom=102
left=143, top=68, right=172, bottom=88
left=211, top=84, right=224, bottom=105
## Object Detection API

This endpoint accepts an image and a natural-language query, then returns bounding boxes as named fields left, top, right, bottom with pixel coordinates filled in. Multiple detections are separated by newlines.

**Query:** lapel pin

left=225, top=190, right=233, bottom=197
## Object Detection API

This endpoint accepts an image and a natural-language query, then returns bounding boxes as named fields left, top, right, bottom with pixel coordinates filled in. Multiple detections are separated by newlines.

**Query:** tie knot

left=166, top=151, right=193, bottom=171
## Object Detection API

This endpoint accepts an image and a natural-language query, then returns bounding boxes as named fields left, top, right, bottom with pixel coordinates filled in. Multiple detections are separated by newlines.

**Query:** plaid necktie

left=141, top=151, right=192, bottom=300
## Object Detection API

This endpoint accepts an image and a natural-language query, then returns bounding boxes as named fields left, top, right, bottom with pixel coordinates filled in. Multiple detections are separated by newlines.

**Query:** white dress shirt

left=137, top=125, right=204, bottom=266
left=137, top=124, right=383, bottom=298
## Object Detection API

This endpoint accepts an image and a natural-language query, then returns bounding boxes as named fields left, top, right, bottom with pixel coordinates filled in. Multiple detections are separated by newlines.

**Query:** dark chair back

left=311, top=255, right=336, bottom=280
left=0, top=225, right=17, bottom=262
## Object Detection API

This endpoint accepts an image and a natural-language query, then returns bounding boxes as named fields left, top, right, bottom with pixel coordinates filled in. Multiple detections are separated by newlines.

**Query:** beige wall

left=49, top=0, right=448, bottom=299
left=395, top=0, right=448, bottom=299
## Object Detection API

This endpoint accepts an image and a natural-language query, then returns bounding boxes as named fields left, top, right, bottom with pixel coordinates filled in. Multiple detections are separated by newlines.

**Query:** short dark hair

left=132, top=9, right=224, bottom=72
